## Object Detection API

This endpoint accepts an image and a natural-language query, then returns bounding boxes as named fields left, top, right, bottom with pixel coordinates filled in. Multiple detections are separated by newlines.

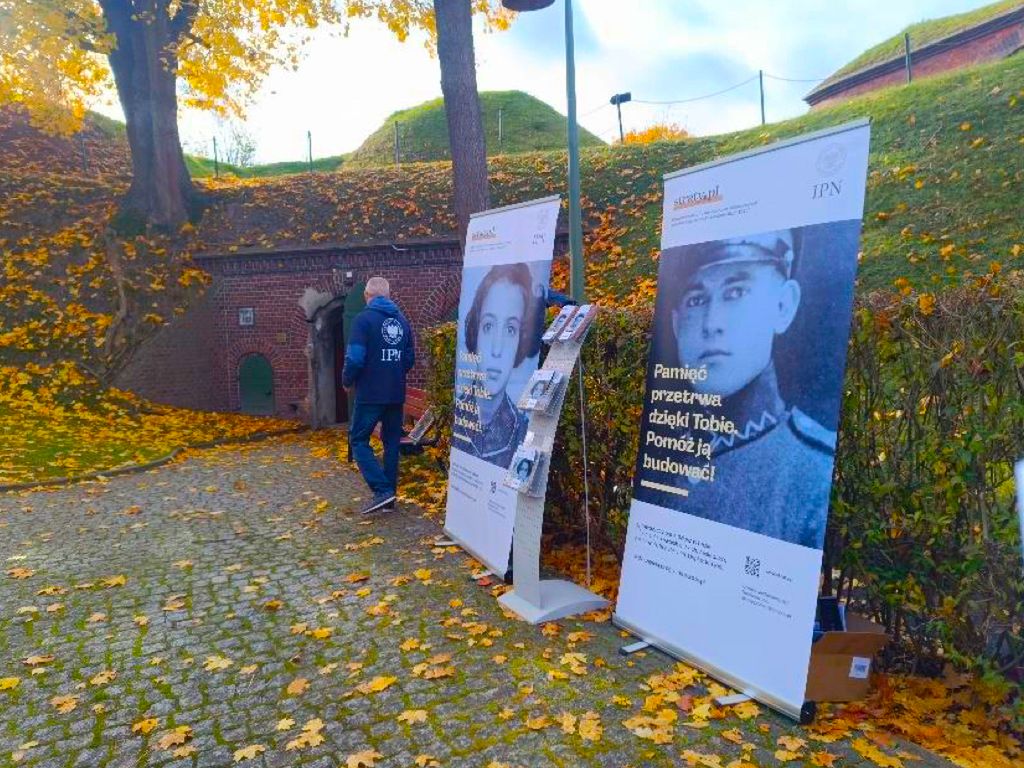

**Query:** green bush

left=829, top=276, right=1024, bottom=673
left=425, top=285, right=1024, bottom=671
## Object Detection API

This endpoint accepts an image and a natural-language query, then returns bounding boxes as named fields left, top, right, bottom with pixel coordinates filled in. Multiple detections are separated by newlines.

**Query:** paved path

left=1, top=434, right=952, bottom=767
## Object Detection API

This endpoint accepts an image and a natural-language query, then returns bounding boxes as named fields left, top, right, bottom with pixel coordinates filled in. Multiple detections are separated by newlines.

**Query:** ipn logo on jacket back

left=382, top=318, right=404, bottom=346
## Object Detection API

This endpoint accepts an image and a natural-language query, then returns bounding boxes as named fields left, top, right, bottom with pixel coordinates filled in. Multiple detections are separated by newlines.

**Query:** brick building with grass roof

left=117, top=237, right=464, bottom=429
left=117, top=231, right=570, bottom=430
left=805, top=2, right=1023, bottom=108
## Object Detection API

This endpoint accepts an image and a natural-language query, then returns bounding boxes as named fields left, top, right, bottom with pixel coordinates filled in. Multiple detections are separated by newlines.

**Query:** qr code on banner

left=744, top=556, right=761, bottom=577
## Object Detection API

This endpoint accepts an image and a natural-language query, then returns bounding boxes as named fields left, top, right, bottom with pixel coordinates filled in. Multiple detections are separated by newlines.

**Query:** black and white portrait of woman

left=454, top=262, right=545, bottom=470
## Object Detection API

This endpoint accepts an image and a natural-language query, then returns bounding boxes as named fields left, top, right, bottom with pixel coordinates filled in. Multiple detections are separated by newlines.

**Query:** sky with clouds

left=100, top=0, right=997, bottom=163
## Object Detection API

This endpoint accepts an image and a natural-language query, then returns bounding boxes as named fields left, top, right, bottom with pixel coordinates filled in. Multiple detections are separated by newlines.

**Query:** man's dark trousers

left=349, top=403, right=404, bottom=496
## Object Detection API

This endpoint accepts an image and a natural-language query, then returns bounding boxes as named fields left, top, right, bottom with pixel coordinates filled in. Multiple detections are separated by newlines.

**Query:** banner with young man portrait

left=614, top=121, right=871, bottom=719
left=443, top=196, right=560, bottom=575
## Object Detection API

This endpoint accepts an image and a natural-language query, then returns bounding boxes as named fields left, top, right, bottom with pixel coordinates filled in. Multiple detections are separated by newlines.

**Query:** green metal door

left=239, top=354, right=275, bottom=415
left=342, top=283, right=366, bottom=349
left=340, top=284, right=366, bottom=420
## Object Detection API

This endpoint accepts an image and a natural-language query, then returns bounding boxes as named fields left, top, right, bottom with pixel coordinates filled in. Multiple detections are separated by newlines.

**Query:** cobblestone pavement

left=1, top=434, right=953, bottom=768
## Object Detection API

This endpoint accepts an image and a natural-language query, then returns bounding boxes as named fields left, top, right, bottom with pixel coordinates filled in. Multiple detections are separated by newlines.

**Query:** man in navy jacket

left=342, top=276, right=415, bottom=514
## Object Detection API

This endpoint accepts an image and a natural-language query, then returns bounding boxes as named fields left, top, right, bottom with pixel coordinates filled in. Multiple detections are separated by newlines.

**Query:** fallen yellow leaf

left=156, top=726, right=192, bottom=750
left=557, top=711, right=576, bottom=734
left=203, top=655, right=233, bottom=672
left=579, top=711, right=602, bottom=742
left=811, top=752, right=840, bottom=767
left=22, top=655, right=54, bottom=667
left=346, top=749, right=383, bottom=768
left=525, top=714, right=550, bottom=730
left=357, top=676, right=397, bottom=694
left=132, top=718, right=159, bottom=735
left=50, top=695, right=78, bottom=713
left=233, top=744, right=266, bottom=762
left=89, top=669, right=116, bottom=686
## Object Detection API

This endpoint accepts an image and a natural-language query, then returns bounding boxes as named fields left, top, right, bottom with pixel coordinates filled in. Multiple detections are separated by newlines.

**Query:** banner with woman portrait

left=614, top=121, right=871, bottom=720
left=444, top=196, right=560, bottom=575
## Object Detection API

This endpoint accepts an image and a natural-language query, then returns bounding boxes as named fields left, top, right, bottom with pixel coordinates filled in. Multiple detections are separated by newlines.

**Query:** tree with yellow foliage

left=0, top=0, right=340, bottom=230
left=621, top=123, right=690, bottom=145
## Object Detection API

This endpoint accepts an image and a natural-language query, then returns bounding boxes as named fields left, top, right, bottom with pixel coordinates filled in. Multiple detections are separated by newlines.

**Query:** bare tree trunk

left=434, top=0, right=490, bottom=245
left=100, top=0, right=196, bottom=231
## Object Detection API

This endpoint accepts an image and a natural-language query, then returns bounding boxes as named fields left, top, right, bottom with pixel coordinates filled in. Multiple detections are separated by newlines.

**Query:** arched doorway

left=308, top=284, right=365, bottom=428
left=239, top=354, right=275, bottom=415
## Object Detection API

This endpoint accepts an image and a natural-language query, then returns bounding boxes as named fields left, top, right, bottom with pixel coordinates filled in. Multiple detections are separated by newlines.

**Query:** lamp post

left=610, top=91, right=631, bottom=143
left=502, top=0, right=585, bottom=302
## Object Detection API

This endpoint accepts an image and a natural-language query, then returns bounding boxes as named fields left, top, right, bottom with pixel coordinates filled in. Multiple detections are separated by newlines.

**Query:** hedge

left=425, top=275, right=1023, bottom=674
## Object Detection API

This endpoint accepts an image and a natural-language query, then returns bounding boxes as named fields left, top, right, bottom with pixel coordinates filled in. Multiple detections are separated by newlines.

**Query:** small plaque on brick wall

left=238, top=307, right=255, bottom=326
left=275, top=332, right=287, bottom=344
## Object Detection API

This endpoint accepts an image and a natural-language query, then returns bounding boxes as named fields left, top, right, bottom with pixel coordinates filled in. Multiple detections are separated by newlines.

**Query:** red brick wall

left=115, top=289, right=225, bottom=412
left=119, top=241, right=463, bottom=420
left=811, top=19, right=1022, bottom=108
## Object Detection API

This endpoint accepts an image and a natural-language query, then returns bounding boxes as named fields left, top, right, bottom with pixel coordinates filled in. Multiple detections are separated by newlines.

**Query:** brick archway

left=423, top=272, right=461, bottom=327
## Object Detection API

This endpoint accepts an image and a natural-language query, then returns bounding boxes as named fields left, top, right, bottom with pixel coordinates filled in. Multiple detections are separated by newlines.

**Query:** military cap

left=678, top=229, right=795, bottom=280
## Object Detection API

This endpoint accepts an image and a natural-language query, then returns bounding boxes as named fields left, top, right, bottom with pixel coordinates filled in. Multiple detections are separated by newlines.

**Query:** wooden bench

left=404, top=387, right=429, bottom=423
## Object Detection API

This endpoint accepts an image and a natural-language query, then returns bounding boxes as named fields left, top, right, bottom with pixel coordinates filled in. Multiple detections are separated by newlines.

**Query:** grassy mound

left=345, top=90, right=604, bottom=168
left=821, top=0, right=1021, bottom=87
left=186, top=153, right=348, bottom=179
left=2, top=55, right=1021, bottom=381
left=193, top=54, right=1023, bottom=303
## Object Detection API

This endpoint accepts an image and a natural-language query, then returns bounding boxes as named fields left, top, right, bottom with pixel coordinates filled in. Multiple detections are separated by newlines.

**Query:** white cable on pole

left=577, top=358, right=592, bottom=588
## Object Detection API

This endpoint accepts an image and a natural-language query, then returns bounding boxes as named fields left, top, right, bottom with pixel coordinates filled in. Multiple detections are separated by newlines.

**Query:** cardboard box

left=805, top=612, right=889, bottom=702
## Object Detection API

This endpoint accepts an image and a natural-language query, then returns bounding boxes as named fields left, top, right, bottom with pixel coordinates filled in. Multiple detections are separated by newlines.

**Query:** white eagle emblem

left=382, top=318, right=404, bottom=346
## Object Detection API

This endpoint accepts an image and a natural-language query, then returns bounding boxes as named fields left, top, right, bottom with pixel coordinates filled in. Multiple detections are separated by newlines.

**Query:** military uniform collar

left=709, top=363, right=785, bottom=456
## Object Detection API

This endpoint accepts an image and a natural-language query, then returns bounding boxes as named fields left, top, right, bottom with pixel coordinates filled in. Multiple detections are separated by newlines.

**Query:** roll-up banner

left=444, top=195, right=561, bottom=575
left=614, top=120, right=871, bottom=720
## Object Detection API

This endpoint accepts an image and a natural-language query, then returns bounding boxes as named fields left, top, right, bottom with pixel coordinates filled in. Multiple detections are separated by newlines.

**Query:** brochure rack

left=498, top=307, right=609, bottom=624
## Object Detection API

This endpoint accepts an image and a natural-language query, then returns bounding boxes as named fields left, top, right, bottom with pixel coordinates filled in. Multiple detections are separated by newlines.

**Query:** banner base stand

left=613, top=613, right=807, bottom=723
left=715, top=693, right=752, bottom=706
left=433, top=537, right=458, bottom=547
left=498, top=580, right=608, bottom=625
left=619, top=640, right=651, bottom=656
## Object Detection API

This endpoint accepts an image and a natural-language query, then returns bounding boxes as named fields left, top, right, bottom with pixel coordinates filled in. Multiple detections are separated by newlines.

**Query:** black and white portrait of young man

left=636, top=220, right=860, bottom=549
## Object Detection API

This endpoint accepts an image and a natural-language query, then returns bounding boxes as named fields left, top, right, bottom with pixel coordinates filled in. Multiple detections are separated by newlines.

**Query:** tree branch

left=96, top=0, right=132, bottom=39
left=170, top=0, right=201, bottom=43
left=181, top=30, right=210, bottom=50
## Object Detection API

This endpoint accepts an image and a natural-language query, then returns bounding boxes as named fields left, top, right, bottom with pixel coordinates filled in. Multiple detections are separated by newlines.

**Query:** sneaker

left=360, top=493, right=397, bottom=515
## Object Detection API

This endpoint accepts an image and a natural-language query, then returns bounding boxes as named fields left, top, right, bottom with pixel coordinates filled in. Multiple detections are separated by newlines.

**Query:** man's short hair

left=464, top=263, right=541, bottom=366
left=365, top=276, right=390, bottom=299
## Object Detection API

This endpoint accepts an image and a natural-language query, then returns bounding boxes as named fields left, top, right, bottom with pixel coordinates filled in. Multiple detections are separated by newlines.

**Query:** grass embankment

left=345, top=90, right=604, bottom=168
left=186, top=153, right=348, bottom=179
left=195, top=54, right=1023, bottom=298
left=1, top=56, right=1021, bottom=481
left=824, top=0, right=1021, bottom=86
left=186, top=90, right=604, bottom=177
left=0, top=365, right=296, bottom=486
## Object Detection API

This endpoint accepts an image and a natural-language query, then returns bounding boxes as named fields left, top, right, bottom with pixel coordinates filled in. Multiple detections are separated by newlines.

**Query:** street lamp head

left=610, top=92, right=632, bottom=106
left=501, top=0, right=555, bottom=10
